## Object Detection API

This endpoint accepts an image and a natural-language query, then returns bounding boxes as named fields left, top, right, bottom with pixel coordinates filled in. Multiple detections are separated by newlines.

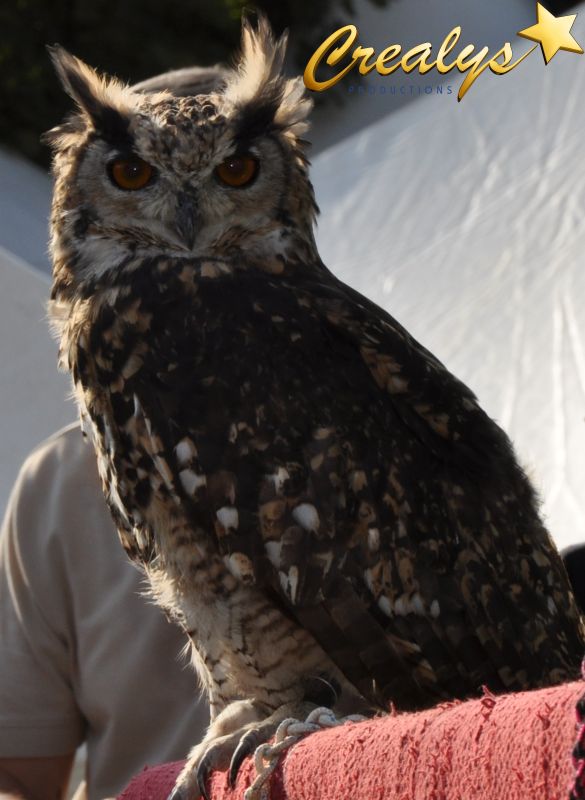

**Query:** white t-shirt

left=0, top=424, right=209, bottom=799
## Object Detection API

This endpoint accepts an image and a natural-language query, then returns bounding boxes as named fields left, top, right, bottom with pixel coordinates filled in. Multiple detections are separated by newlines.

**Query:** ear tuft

left=48, top=45, right=107, bottom=119
left=223, top=15, right=312, bottom=141
left=46, top=45, right=137, bottom=148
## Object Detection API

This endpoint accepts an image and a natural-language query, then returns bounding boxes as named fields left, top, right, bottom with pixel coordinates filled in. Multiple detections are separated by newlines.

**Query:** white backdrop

left=312, top=7, right=585, bottom=548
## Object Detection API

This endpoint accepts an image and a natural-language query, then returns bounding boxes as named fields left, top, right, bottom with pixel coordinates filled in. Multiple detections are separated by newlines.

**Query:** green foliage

left=0, top=0, right=389, bottom=167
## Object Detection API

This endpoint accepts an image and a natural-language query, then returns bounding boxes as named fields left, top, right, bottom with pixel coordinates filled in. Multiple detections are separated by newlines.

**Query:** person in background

left=0, top=424, right=209, bottom=800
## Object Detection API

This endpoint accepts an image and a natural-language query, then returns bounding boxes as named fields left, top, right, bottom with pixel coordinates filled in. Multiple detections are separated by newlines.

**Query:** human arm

left=0, top=754, right=74, bottom=800
left=0, top=434, right=85, bottom=796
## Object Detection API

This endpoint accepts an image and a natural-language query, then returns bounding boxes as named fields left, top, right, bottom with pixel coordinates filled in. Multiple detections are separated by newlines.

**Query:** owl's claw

left=228, top=727, right=261, bottom=787
left=166, top=785, right=188, bottom=800
left=170, top=698, right=323, bottom=799
left=196, top=751, right=213, bottom=800
left=303, top=674, right=340, bottom=707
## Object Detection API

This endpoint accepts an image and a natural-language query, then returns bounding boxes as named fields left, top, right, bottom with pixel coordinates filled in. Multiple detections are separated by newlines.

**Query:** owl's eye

left=109, top=157, right=154, bottom=191
left=215, top=155, right=258, bottom=188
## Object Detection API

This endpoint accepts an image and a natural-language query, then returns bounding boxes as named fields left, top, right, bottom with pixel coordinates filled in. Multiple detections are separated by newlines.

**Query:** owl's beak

left=175, top=192, right=198, bottom=250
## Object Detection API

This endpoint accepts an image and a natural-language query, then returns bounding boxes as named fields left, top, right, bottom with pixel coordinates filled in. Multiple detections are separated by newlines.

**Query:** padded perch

left=118, top=680, right=584, bottom=800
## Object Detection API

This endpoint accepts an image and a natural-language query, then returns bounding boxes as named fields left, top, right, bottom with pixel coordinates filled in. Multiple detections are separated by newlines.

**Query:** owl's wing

left=102, top=261, right=583, bottom=708
left=298, top=267, right=584, bottom=698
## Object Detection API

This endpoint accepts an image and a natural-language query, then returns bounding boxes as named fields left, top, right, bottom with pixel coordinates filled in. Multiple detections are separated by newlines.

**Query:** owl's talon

left=196, top=751, right=214, bottom=800
left=303, top=674, right=340, bottom=707
left=166, top=786, right=188, bottom=800
left=228, top=727, right=261, bottom=787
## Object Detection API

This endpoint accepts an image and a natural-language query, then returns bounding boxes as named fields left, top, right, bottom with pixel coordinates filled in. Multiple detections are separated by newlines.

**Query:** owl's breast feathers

left=59, top=254, right=585, bottom=709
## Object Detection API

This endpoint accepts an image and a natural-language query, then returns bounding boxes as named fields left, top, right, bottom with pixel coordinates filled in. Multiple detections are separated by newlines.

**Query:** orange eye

left=109, top=157, right=154, bottom=190
left=215, top=155, right=258, bottom=188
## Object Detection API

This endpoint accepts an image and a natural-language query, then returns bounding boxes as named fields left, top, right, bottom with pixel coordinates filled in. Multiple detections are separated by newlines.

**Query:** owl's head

left=46, top=17, right=317, bottom=293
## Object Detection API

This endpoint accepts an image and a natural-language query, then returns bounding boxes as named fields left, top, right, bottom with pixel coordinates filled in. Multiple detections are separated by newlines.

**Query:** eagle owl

left=46, top=18, right=584, bottom=800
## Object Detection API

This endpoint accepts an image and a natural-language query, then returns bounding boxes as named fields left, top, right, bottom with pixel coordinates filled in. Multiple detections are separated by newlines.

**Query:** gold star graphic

left=518, top=2, right=584, bottom=64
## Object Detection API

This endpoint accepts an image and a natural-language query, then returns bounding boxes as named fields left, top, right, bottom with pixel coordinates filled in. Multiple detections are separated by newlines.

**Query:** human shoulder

left=5, top=422, right=111, bottom=563
left=18, top=422, right=97, bottom=489
left=9, top=423, right=108, bottom=528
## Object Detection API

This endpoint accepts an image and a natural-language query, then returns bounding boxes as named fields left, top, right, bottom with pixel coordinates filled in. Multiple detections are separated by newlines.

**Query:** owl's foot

left=167, top=696, right=328, bottom=800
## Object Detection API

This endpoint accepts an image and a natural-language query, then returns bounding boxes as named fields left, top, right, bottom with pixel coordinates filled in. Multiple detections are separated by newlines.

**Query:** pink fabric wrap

left=118, top=680, right=584, bottom=800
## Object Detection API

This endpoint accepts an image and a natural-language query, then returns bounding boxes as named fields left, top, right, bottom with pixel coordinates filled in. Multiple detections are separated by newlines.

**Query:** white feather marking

left=378, top=596, right=393, bottom=618
left=288, top=566, right=299, bottom=604
left=292, top=503, right=319, bottom=532
left=351, top=470, right=367, bottom=492
left=134, top=526, right=148, bottom=550
left=268, top=467, right=290, bottom=493
left=179, top=469, right=206, bottom=495
left=262, top=229, right=292, bottom=259
left=394, top=596, right=408, bottom=616
left=175, top=438, right=196, bottom=466
left=430, top=599, right=441, bottom=618
left=278, top=570, right=288, bottom=594
left=216, top=506, right=238, bottom=530
left=225, top=552, right=254, bottom=583
left=265, top=540, right=282, bottom=568
left=368, top=528, right=380, bottom=551
left=411, top=592, right=425, bottom=615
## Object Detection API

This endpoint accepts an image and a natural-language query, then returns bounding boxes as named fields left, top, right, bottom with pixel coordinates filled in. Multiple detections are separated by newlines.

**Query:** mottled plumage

left=46, top=18, right=584, bottom=799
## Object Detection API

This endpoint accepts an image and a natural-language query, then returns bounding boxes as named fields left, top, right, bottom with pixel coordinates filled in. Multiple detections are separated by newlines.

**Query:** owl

left=46, top=17, right=584, bottom=800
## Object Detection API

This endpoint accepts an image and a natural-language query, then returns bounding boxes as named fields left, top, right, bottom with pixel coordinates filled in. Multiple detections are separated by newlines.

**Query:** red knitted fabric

left=571, top=666, right=585, bottom=800
left=118, top=680, right=584, bottom=800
